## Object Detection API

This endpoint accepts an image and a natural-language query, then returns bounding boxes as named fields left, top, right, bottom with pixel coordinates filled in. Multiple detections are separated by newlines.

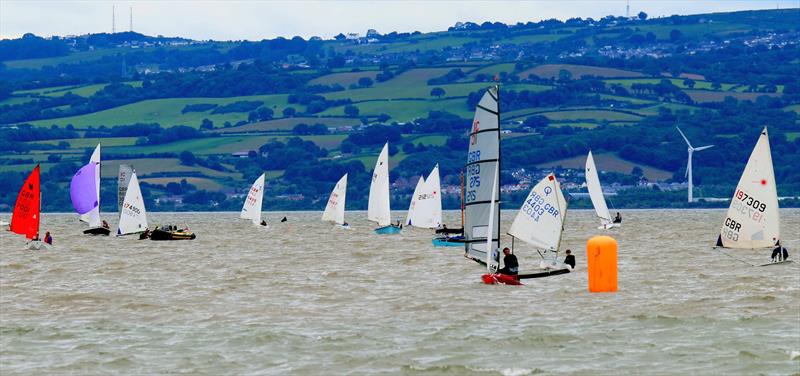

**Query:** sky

left=1, top=1, right=798, bottom=41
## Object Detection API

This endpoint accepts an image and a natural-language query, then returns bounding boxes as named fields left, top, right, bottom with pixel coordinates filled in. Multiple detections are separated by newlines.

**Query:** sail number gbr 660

left=466, top=151, right=481, bottom=203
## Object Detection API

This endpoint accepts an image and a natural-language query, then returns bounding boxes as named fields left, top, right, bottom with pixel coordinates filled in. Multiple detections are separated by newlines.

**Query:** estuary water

left=1, top=209, right=799, bottom=375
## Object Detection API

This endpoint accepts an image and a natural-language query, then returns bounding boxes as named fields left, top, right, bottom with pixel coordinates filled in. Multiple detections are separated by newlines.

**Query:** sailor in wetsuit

left=771, top=241, right=789, bottom=262
left=613, top=212, right=622, bottom=224
left=564, top=249, right=576, bottom=269
left=497, top=247, right=519, bottom=275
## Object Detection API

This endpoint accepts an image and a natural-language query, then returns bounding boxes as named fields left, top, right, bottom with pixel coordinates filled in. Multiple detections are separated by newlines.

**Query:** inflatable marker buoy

left=587, top=236, right=618, bottom=292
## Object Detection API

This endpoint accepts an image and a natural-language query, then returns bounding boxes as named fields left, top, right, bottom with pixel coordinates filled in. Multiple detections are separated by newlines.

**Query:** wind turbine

left=676, top=127, right=713, bottom=203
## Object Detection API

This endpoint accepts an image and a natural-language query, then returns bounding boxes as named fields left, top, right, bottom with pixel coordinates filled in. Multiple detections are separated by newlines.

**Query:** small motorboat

left=150, top=228, right=196, bottom=241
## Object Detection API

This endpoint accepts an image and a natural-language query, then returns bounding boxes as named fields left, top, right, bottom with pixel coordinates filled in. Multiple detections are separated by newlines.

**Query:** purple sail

left=70, top=162, right=98, bottom=215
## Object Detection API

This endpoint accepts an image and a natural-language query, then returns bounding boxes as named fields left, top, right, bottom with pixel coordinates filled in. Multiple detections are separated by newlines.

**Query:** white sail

left=718, top=127, right=780, bottom=249
left=368, top=143, right=391, bottom=227
left=508, top=174, right=567, bottom=251
left=240, top=173, right=265, bottom=225
left=117, top=172, right=147, bottom=235
left=405, top=176, right=425, bottom=226
left=464, top=87, right=500, bottom=262
left=117, top=164, right=134, bottom=213
left=410, top=165, right=443, bottom=229
left=80, top=143, right=102, bottom=227
left=322, top=174, right=347, bottom=225
left=585, top=151, right=613, bottom=227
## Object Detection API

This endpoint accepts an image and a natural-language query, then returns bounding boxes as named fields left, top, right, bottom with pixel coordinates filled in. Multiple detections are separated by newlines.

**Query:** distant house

left=277, top=194, right=305, bottom=201
left=366, top=29, right=380, bottom=38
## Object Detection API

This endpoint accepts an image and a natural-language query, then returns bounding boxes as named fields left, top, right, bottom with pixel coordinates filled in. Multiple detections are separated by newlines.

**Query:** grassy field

left=604, top=78, right=739, bottom=92
left=30, top=137, right=139, bottom=149
left=212, top=117, right=360, bottom=133
left=538, top=110, right=643, bottom=122
left=502, top=33, right=568, bottom=45
left=635, top=103, right=700, bottom=115
left=100, top=158, right=241, bottom=180
left=787, top=132, right=800, bottom=142
left=308, top=71, right=380, bottom=86
left=684, top=90, right=780, bottom=103
left=464, top=63, right=517, bottom=80
left=784, top=104, right=800, bottom=113
left=106, top=134, right=346, bottom=155
left=408, top=135, right=448, bottom=147
left=319, top=98, right=472, bottom=122
left=26, top=94, right=296, bottom=128
left=535, top=152, right=673, bottom=181
left=4, top=48, right=126, bottom=70
left=519, top=64, right=645, bottom=79
left=140, top=177, right=227, bottom=191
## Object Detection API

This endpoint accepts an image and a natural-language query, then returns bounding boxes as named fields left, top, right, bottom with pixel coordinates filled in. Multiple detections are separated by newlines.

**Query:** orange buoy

left=586, top=236, right=618, bottom=292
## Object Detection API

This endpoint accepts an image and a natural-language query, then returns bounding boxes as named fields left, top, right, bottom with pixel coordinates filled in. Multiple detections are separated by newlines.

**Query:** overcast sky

left=1, top=1, right=797, bottom=41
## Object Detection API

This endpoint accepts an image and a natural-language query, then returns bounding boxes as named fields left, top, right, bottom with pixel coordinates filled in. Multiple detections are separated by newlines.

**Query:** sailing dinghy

left=433, top=170, right=465, bottom=247
left=405, top=176, right=426, bottom=227
left=71, top=144, right=109, bottom=235
left=369, top=143, right=401, bottom=234
left=585, top=151, right=619, bottom=229
left=241, top=173, right=267, bottom=226
left=483, top=173, right=572, bottom=284
left=464, top=86, right=501, bottom=264
left=715, top=127, right=789, bottom=265
left=10, top=165, right=50, bottom=250
left=322, top=174, right=349, bottom=229
left=117, top=170, right=148, bottom=238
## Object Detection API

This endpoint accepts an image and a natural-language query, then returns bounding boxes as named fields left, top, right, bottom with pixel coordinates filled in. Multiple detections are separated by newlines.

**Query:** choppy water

left=1, top=209, right=799, bottom=375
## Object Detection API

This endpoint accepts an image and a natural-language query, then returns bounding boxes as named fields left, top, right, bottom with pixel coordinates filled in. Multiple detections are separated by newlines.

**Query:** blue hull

left=432, top=236, right=465, bottom=247
left=374, top=225, right=402, bottom=235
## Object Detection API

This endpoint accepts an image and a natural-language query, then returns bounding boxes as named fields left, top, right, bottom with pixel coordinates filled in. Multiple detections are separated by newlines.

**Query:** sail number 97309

left=735, top=189, right=766, bottom=212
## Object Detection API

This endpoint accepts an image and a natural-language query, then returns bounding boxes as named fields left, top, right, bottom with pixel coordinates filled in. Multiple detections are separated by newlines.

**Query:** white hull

left=27, top=241, right=52, bottom=250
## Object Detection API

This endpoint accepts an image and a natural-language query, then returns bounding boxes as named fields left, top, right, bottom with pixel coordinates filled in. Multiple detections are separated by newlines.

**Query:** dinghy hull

left=83, top=227, right=111, bottom=236
left=432, top=235, right=465, bottom=247
left=482, top=273, right=523, bottom=285
left=374, top=225, right=401, bottom=235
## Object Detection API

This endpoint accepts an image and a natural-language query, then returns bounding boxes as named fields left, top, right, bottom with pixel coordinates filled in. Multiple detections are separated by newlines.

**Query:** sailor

left=260, top=220, right=267, bottom=226
left=497, top=247, right=519, bottom=275
left=102, top=220, right=110, bottom=229
left=44, top=231, right=53, bottom=245
left=771, top=241, right=789, bottom=262
left=281, top=217, right=288, bottom=223
left=564, top=249, right=576, bottom=269
left=613, top=212, right=622, bottom=224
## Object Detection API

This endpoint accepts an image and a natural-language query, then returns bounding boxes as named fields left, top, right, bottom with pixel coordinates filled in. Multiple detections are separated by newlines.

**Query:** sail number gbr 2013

left=466, top=151, right=481, bottom=203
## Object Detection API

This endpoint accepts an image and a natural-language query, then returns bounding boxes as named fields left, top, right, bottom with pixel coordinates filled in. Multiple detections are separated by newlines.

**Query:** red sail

left=10, top=165, right=41, bottom=240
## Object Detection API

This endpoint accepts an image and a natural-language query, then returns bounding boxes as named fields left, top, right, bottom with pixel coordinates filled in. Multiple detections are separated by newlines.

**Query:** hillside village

left=0, top=8, right=798, bottom=211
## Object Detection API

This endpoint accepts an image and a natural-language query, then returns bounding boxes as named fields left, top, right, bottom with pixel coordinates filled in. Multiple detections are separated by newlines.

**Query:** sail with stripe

left=117, top=171, right=148, bottom=235
left=240, top=173, right=265, bottom=225
left=585, top=151, right=614, bottom=228
left=368, top=143, right=392, bottom=227
left=717, top=127, right=780, bottom=249
left=322, top=174, right=347, bottom=225
left=464, top=86, right=500, bottom=262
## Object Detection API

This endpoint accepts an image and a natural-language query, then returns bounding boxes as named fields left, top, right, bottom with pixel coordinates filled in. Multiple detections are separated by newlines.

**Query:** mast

left=553, top=176, right=566, bottom=257
left=460, top=170, right=465, bottom=229
left=495, top=85, right=501, bottom=245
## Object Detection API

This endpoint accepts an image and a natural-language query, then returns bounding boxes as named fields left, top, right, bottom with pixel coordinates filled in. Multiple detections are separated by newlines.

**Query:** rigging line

left=712, top=246, right=757, bottom=267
